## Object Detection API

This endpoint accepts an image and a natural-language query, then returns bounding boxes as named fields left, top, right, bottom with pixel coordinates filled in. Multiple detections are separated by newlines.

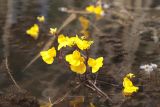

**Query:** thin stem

left=59, top=8, right=90, bottom=14
left=52, top=83, right=82, bottom=106
left=5, top=57, right=21, bottom=90
left=87, top=80, right=112, bottom=103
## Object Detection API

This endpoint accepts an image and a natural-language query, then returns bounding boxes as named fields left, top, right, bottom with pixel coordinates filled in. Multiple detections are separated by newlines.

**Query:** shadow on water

left=0, top=0, right=160, bottom=107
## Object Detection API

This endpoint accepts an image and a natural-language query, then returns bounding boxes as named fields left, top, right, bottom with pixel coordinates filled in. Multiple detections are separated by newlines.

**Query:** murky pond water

left=0, top=0, right=76, bottom=102
left=0, top=0, right=160, bottom=107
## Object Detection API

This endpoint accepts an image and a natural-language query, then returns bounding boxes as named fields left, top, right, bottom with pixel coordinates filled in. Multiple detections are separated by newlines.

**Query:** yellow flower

left=37, top=16, right=45, bottom=22
left=86, top=5, right=104, bottom=16
left=94, top=5, right=104, bottom=16
left=58, top=34, right=74, bottom=50
left=26, top=24, right=39, bottom=39
left=70, top=62, right=86, bottom=74
left=65, top=50, right=86, bottom=74
left=49, top=28, right=57, bottom=35
left=86, top=5, right=95, bottom=13
left=88, top=57, right=103, bottom=73
left=123, top=73, right=139, bottom=96
left=57, top=35, right=93, bottom=50
left=40, top=47, right=56, bottom=64
left=79, top=16, right=90, bottom=30
left=126, top=73, right=135, bottom=78
left=66, top=50, right=85, bottom=66
left=75, top=35, right=93, bottom=50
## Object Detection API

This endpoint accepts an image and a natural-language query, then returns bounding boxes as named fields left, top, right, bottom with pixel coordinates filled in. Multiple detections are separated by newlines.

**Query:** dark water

left=0, top=0, right=160, bottom=107
left=0, top=0, right=77, bottom=102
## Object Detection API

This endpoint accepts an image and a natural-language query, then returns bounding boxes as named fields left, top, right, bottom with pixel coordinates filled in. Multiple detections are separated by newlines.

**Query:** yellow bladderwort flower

left=26, top=24, right=39, bottom=39
left=37, top=16, right=45, bottom=22
left=79, top=16, right=90, bottom=30
left=86, top=5, right=95, bottom=13
left=88, top=57, right=103, bottom=73
left=49, top=28, right=57, bottom=35
left=58, top=34, right=74, bottom=50
left=94, top=5, right=104, bottom=16
left=86, top=5, right=104, bottom=16
left=66, top=50, right=85, bottom=66
left=123, top=73, right=139, bottom=96
left=75, top=35, right=93, bottom=50
left=65, top=50, right=86, bottom=74
left=70, top=63, right=86, bottom=74
left=40, top=47, right=56, bottom=64
left=126, top=73, right=135, bottom=78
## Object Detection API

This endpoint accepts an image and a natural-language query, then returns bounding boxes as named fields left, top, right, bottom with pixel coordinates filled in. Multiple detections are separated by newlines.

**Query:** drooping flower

left=123, top=73, right=139, bottom=96
left=74, top=35, right=93, bottom=50
left=65, top=50, right=86, bottom=74
left=79, top=16, right=90, bottom=39
left=26, top=24, right=39, bottom=39
left=58, top=34, right=74, bottom=50
left=70, top=63, right=86, bottom=74
left=49, top=28, right=57, bottom=35
left=88, top=57, right=103, bottom=73
left=79, top=16, right=90, bottom=30
left=40, top=47, right=56, bottom=64
left=37, top=16, right=45, bottom=22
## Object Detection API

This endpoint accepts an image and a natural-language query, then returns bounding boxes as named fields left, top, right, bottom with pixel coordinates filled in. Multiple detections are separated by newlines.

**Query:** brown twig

left=59, top=8, right=90, bottom=14
left=87, top=80, right=113, bottom=103
left=5, top=57, right=21, bottom=90
left=52, top=83, right=82, bottom=106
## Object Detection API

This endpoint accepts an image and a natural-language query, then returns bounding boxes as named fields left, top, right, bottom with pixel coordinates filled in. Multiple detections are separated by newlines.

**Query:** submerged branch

left=5, top=58, right=21, bottom=90
left=52, top=83, right=82, bottom=106
left=87, top=80, right=113, bottom=103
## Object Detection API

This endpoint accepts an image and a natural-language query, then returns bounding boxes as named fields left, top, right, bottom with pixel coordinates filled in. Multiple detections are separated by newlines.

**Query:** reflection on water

left=0, top=0, right=160, bottom=106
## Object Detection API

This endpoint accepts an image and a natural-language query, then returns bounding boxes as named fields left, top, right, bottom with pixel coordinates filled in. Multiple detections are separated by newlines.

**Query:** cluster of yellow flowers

left=86, top=5, right=104, bottom=16
left=58, top=34, right=93, bottom=50
left=25, top=1, right=143, bottom=100
left=26, top=15, right=103, bottom=74
left=26, top=16, right=57, bottom=39
left=65, top=50, right=103, bottom=74
left=123, top=73, right=139, bottom=96
left=40, top=33, right=102, bottom=74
